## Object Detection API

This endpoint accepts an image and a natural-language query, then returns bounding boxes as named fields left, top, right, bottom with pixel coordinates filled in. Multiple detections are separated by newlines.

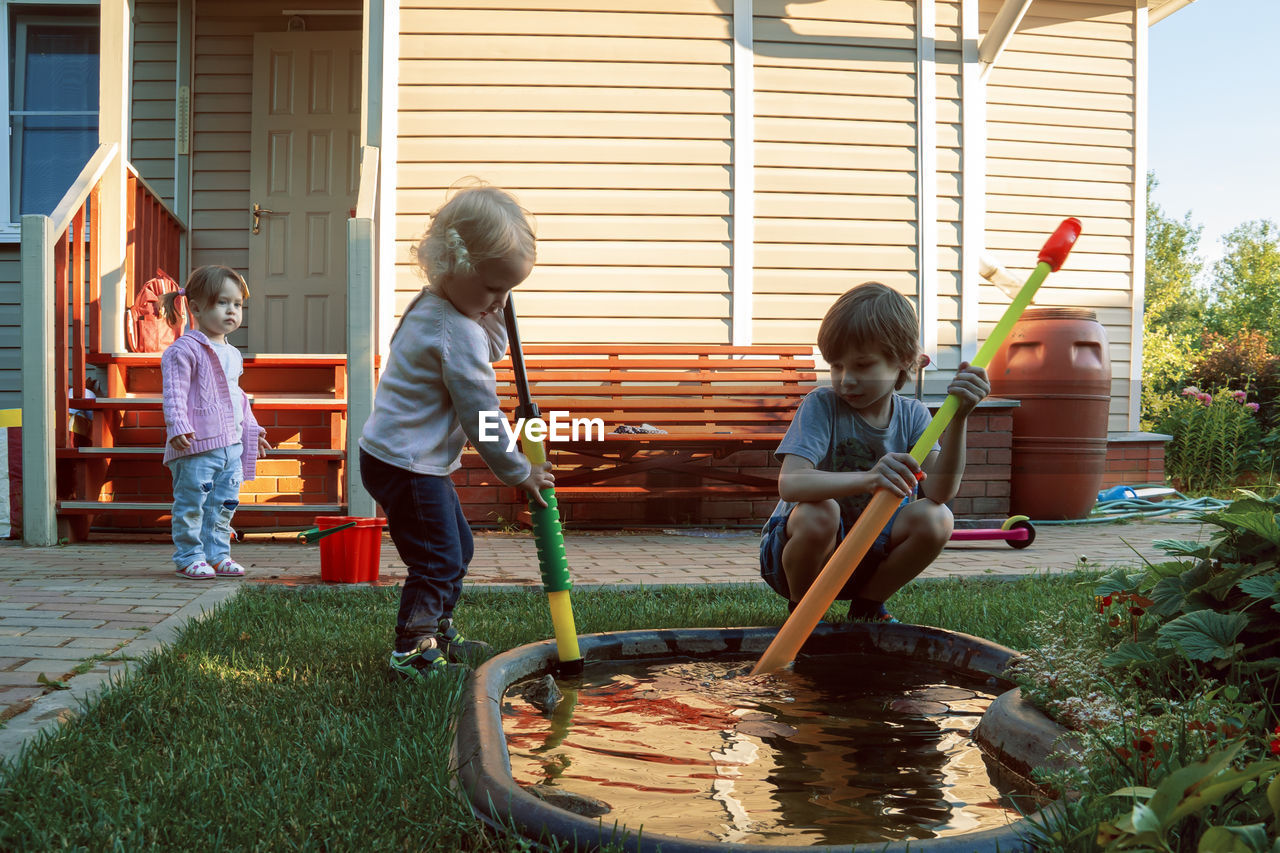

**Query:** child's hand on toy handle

left=520, top=461, right=555, bottom=508
left=948, top=362, right=990, bottom=417
left=169, top=433, right=192, bottom=451
left=868, top=452, right=923, bottom=498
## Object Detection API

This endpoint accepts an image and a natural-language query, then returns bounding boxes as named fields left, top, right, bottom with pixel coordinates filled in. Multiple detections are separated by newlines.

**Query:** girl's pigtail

left=158, top=289, right=184, bottom=326
left=443, top=226, right=473, bottom=277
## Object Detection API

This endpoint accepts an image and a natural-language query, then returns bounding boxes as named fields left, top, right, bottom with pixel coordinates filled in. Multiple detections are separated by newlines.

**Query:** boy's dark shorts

left=759, top=501, right=906, bottom=601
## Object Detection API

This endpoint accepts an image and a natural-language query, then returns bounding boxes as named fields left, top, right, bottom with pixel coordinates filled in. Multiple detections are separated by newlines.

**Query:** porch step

left=57, top=447, right=344, bottom=459
left=87, top=353, right=355, bottom=367
left=58, top=501, right=344, bottom=514
left=71, top=396, right=346, bottom=411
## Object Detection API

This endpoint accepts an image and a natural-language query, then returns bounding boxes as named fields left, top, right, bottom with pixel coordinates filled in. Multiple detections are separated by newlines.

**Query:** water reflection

left=504, top=654, right=1027, bottom=847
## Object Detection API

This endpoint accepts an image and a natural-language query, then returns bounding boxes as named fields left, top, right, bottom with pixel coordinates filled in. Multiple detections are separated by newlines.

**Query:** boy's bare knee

left=787, top=500, right=840, bottom=544
left=916, top=498, right=954, bottom=543
left=897, top=498, right=953, bottom=547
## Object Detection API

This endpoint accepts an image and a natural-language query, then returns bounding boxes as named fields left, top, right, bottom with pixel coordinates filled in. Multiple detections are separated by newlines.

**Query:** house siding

left=131, top=0, right=178, bottom=206
left=188, top=1, right=360, bottom=285
left=751, top=0, right=922, bottom=348
left=396, top=2, right=735, bottom=342
left=0, top=247, right=19, bottom=409
left=981, top=0, right=1138, bottom=431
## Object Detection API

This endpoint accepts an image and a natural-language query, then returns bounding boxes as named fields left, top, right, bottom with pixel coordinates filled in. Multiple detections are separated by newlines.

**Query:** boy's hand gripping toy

left=505, top=297, right=585, bottom=678
left=751, top=218, right=1082, bottom=676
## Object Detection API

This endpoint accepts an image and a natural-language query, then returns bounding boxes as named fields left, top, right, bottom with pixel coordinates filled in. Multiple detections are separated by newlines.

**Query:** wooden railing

left=346, top=144, right=379, bottom=517
left=48, top=145, right=117, bottom=453
left=21, top=144, right=189, bottom=544
left=21, top=143, right=116, bottom=543
left=125, top=164, right=184, bottom=301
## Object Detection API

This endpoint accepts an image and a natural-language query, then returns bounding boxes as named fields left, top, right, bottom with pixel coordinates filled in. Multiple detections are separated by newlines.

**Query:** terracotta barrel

left=988, top=308, right=1111, bottom=520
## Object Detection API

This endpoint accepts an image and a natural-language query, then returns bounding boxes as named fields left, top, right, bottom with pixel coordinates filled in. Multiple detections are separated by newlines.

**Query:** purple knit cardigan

left=160, top=329, right=264, bottom=480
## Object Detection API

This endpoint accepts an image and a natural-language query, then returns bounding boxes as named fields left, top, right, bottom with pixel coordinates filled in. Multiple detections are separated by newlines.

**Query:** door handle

left=252, top=202, right=278, bottom=235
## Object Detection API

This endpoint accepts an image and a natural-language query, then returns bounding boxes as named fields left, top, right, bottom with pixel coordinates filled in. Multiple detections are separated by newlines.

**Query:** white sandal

left=213, top=558, right=245, bottom=578
left=176, top=560, right=215, bottom=579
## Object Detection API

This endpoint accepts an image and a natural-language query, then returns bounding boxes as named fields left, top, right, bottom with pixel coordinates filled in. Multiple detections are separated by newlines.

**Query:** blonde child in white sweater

left=359, top=184, right=553, bottom=681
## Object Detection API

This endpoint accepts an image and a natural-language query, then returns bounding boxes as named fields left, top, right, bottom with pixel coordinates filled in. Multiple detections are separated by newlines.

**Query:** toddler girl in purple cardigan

left=159, top=265, right=271, bottom=579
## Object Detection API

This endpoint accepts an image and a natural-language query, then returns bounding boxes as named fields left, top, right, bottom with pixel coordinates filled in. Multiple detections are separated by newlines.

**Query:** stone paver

left=0, top=515, right=1211, bottom=758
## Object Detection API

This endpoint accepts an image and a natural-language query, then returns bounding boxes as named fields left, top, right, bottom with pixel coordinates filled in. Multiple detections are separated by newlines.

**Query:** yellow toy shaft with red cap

left=751, top=218, right=1082, bottom=676
left=505, top=296, right=584, bottom=678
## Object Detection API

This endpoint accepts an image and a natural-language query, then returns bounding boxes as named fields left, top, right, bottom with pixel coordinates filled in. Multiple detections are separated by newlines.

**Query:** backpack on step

left=126, top=268, right=183, bottom=353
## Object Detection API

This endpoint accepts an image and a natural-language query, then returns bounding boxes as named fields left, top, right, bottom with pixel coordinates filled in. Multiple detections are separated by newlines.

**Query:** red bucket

left=316, top=516, right=386, bottom=583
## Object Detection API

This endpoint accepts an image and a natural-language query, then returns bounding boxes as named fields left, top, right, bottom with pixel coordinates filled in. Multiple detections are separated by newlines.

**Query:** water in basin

left=503, top=653, right=1036, bottom=847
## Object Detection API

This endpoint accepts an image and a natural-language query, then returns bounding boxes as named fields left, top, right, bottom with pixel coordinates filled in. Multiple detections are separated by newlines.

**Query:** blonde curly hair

left=412, top=180, right=535, bottom=286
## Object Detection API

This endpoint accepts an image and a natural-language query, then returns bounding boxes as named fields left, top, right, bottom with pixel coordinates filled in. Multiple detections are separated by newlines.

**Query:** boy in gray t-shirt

left=760, top=282, right=990, bottom=622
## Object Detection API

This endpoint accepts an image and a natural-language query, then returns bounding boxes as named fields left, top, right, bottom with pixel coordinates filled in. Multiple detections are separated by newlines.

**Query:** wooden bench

left=491, top=344, right=817, bottom=499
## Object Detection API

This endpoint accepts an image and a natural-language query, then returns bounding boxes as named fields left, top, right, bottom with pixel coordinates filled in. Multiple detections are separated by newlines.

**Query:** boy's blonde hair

left=413, top=181, right=536, bottom=285
left=817, top=282, right=921, bottom=390
left=160, top=264, right=249, bottom=326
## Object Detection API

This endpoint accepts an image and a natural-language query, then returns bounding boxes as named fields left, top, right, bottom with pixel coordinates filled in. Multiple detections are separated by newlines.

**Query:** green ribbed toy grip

left=530, top=489, right=572, bottom=592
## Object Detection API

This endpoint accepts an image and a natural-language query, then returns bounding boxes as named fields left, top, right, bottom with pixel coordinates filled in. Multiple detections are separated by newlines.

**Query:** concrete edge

left=0, top=582, right=243, bottom=767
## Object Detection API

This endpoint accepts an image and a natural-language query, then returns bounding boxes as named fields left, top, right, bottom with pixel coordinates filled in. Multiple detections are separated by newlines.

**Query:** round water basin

left=453, top=623, right=1062, bottom=852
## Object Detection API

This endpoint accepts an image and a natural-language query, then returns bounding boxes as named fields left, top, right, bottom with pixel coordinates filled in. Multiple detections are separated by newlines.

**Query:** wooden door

left=248, top=31, right=361, bottom=353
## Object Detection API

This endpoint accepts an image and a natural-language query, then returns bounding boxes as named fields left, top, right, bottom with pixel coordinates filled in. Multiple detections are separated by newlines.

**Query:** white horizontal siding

left=981, top=0, right=1137, bottom=430
left=130, top=0, right=177, bottom=205
left=751, top=0, right=920, bottom=347
left=396, top=2, right=734, bottom=343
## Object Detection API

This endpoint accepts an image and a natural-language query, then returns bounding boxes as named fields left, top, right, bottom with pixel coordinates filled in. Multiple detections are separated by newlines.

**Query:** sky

left=1147, top=0, right=1280, bottom=273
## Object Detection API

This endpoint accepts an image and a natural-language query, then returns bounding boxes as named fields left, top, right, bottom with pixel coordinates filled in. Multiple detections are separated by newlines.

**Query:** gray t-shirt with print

left=765, top=386, right=939, bottom=530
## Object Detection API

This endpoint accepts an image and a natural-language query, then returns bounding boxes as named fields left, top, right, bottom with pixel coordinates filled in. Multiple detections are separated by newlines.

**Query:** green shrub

left=1190, top=331, right=1280, bottom=428
left=1012, top=492, right=1280, bottom=851
left=1155, top=387, right=1264, bottom=494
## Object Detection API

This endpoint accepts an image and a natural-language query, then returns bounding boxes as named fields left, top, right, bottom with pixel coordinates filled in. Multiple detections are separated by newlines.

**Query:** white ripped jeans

left=168, top=443, right=242, bottom=569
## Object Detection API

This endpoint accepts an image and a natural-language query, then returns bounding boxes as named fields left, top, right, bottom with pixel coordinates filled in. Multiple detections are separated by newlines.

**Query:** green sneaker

left=388, top=637, right=463, bottom=682
left=437, top=618, right=493, bottom=666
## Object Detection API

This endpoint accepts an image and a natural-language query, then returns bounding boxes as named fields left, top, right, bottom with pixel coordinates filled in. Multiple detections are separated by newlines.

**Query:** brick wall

left=1100, top=433, right=1169, bottom=489
left=457, top=404, right=1018, bottom=527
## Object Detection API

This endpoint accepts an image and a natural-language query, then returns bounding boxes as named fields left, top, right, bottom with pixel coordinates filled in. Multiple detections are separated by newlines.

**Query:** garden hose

left=504, top=297, right=584, bottom=679
left=751, top=218, right=1083, bottom=676
left=1031, top=492, right=1229, bottom=525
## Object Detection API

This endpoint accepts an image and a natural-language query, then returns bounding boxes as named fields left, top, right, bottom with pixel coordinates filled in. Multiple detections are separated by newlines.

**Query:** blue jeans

left=168, top=444, right=242, bottom=570
left=360, top=450, right=474, bottom=653
left=759, top=500, right=905, bottom=602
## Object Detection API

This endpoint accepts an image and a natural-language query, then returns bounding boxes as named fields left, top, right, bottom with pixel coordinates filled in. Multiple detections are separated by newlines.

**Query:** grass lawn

left=0, top=574, right=1097, bottom=852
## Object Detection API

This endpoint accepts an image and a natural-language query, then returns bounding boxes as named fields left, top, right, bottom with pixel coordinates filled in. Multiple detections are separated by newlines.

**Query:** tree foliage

left=1209, top=219, right=1280, bottom=337
left=1142, top=174, right=1206, bottom=422
left=1145, top=173, right=1205, bottom=339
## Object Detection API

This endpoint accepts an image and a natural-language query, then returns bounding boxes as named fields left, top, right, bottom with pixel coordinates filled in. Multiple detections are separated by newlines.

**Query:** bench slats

left=513, top=345, right=812, bottom=356
left=487, top=343, right=815, bottom=505
left=496, top=358, right=816, bottom=370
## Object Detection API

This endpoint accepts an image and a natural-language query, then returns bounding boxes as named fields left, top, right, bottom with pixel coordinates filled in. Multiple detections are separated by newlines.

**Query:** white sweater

left=359, top=289, right=532, bottom=486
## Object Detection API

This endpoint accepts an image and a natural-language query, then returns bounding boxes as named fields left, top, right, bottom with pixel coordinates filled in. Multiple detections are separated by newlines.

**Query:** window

left=5, top=4, right=98, bottom=225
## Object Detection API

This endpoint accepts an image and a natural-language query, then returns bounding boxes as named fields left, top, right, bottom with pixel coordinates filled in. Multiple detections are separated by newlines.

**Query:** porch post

left=915, top=0, right=938, bottom=363
left=1129, top=1, right=1149, bottom=431
left=959, top=0, right=986, bottom=365
left=730, top=0, right=754, bottom=346
left=98, top=0, right=132, bottom=353
left=20, top=215, right=57, bottom=545
left=345, top=0, right=385, bottom=518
